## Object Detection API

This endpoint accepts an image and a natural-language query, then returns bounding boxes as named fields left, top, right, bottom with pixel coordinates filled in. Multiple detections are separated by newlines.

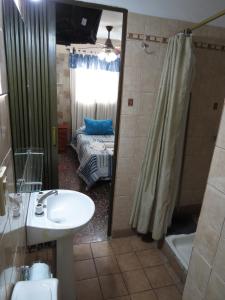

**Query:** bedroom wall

left=56, top=45, right=71, bottom=129
left=112, top=12, right=225, bottom=235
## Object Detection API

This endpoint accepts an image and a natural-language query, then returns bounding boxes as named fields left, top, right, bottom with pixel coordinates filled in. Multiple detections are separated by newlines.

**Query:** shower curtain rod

left=187, top=8, right=225, bottom=32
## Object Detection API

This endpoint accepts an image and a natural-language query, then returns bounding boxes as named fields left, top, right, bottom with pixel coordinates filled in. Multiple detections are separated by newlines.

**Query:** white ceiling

left=78, top=0, right=225, bottom=28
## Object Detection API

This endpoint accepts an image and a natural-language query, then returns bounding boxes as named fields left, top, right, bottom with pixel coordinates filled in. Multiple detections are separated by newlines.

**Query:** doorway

left=54, top=1, right=127, bottom=243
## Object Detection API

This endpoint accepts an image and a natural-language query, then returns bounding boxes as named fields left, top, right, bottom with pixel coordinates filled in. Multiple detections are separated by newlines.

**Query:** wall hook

left=141, top=36, right=153, bottom=54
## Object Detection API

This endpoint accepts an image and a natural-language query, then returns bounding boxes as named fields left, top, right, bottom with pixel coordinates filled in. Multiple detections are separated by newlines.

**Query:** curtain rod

left=187, top=8, right=225, bottom=32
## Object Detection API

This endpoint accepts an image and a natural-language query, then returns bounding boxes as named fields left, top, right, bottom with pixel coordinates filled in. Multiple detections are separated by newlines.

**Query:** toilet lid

left=12, top=281, right=53, bottom=300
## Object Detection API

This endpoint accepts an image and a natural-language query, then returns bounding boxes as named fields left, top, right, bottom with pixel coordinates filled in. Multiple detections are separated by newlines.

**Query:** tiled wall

left=112, top=12, right=225, bottom=234
left=0, top=1, right=26, bottom=299
left=183, top=102, right=225, bottom=300
left=56, top=45, right=71, bottom=128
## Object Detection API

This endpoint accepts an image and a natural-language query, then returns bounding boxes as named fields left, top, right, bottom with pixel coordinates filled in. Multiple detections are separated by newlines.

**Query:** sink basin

left=26, top=189, right=95, bottom=245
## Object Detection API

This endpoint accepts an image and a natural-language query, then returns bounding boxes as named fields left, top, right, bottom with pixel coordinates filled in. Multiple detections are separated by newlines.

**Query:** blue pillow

left=84, top=118, right=114, bottom=135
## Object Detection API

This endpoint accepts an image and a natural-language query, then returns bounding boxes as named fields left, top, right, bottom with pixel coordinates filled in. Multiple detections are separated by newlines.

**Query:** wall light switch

left=128, top=98, right=133, bottom=106
left=0, top=166, right=7, bottom=216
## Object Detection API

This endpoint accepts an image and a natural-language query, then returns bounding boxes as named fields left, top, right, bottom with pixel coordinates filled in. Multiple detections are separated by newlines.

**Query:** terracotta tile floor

left=73, top=236, right=184, bottom=300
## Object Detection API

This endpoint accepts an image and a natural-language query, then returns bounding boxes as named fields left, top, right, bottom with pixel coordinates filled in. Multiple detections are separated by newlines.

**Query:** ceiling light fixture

left=98, top=26, right=118, bottom=62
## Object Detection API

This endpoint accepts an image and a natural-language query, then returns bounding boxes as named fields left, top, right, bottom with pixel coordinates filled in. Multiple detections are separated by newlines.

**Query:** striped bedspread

left=71, top=130, right=114, bottom=188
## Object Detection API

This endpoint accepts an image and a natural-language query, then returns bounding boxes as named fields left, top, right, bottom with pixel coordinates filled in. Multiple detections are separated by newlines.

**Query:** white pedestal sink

left=26, top=189, right=95, bottom=300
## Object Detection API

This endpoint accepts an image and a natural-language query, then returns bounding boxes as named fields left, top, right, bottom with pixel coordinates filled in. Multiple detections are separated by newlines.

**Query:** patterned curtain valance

left=69, top=53, right=120, bottom=72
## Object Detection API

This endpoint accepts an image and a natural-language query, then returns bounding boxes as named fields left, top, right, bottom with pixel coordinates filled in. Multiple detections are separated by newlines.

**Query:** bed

left=71, top=128, right=114, bottom=188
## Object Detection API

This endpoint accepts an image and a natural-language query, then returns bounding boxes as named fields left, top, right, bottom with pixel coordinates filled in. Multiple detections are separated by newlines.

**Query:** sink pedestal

left=57, top=234, right=76, bottom=300
left=26, top=190, right=95, bottom=299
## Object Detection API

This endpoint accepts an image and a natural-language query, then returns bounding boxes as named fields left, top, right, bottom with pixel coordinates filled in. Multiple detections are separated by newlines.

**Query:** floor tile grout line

left=142, top=266, right=153, bottom=290
left=91, top=249, right=107, bottom=300
left=143, top=263, right=178, bottom=290
left=109, top=244, right=155, bottom=296
left=153, top=284, right=182, bottom=299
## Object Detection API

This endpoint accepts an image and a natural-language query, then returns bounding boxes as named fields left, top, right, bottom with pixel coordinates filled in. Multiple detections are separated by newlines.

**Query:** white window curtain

left=70, top=55, right=120, bottom=133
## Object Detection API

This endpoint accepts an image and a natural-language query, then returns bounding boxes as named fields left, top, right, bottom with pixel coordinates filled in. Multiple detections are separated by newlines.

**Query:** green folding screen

left=3, top=0, right=58, bottom=188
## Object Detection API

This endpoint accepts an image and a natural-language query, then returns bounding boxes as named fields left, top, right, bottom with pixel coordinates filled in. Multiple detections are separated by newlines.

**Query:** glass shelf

left=14, top=148, right=44, bottom=193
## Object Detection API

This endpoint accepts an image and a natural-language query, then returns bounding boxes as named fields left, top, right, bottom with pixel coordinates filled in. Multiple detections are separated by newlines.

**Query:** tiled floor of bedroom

left=73, top=236, right=183, bottom=300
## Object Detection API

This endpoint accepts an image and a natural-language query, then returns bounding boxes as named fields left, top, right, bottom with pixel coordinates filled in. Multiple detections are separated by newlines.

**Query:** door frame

left=49, top=0, right=128, bottom=237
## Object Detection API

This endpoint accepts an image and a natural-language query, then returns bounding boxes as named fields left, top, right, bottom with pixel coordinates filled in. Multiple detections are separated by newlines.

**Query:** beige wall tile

left=120, top=115, right=138, bottom=137
left=112, top=196, right=133, bottom=232
left=56, top=46, right=71, bottom=127
left=114, top=176, right=133, bottom=197
left=193, top=214, right=220, bottom=264
left=183, top=283, right=203, bottom=300
left=124, top=40, right=142, bottom=68
left=216, top=104, right=225, bottom=149
left=132, top=137, right=147, bottom=166
left=115, top=157, right=133, bottom=178
left=213, top=237, right=225, bottom=283
left=184, top=249, right=211, bottom=297
left=208, top=147, right=225, bottom=193
left=206, top=271, right=225, bottom=300
left=200, top=185, right=225, bottom=233
left=123, top=65, right=141, bottom=92
left=117, top=137, right=135, bottom=158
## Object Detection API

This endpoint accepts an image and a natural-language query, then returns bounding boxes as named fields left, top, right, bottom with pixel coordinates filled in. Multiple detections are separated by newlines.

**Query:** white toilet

left=11, top=278, right=58, bottom=300
left=11, top=263, right=58, bottom=300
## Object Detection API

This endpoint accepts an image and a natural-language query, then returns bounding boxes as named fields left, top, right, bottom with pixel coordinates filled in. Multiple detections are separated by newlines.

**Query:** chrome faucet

left=37, top=190, right=58, bottom=205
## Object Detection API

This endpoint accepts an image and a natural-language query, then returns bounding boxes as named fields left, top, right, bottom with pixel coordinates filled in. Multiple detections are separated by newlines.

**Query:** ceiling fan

left=97, top=25, right=121, bottom=55
left=71, top=25, right=120, bottom=62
